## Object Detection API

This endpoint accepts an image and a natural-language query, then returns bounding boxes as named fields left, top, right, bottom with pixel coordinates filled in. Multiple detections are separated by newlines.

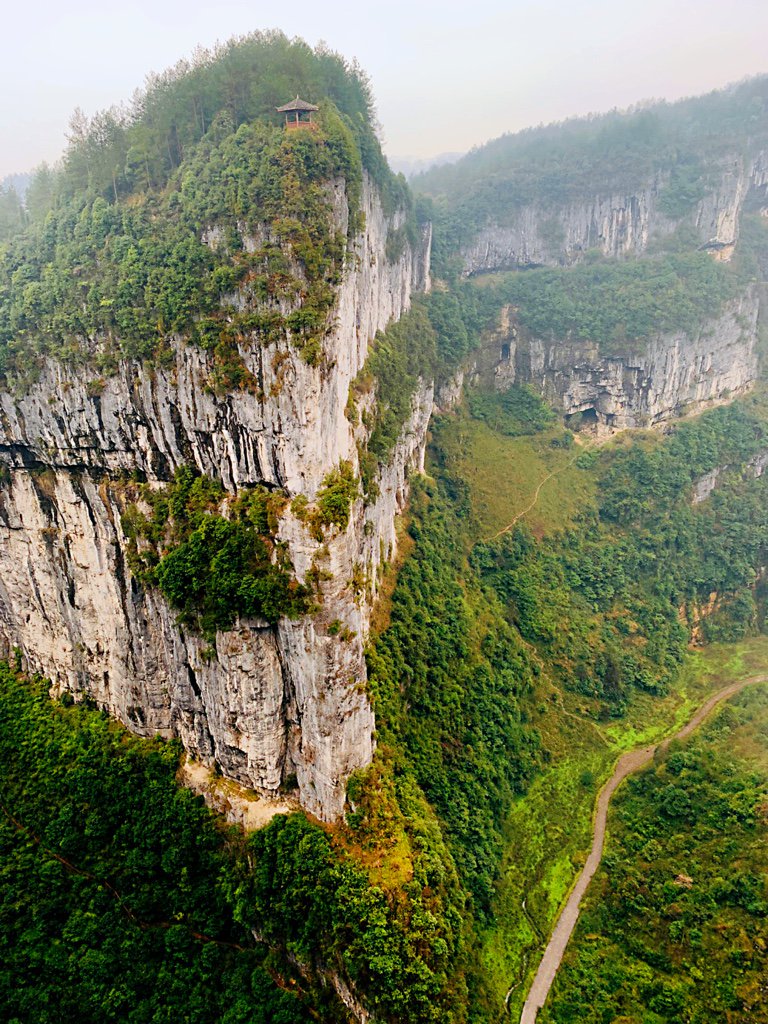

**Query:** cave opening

left=565, top=407, right=599, bottom=430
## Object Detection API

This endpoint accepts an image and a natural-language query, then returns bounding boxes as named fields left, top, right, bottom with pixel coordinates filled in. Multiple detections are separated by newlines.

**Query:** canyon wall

left=490, top=287, right=761, bottom=430
left=0, top=173, right=432, bottom=821
left=461, top=150, right=768, bottom=274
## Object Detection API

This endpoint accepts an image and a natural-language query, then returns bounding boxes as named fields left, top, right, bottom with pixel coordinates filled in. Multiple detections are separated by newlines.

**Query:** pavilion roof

left=276, top=95, right=320, bottom=113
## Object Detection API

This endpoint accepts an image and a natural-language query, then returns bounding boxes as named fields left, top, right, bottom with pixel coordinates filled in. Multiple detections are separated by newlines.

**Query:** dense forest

left=0, top=664, right=471, bottom=1024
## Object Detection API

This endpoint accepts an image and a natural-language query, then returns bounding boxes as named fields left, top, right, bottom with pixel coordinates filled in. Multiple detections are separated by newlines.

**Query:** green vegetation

left=352, top=384, right=768, bottom=1019
left=290, top=461, right=360, bottom=539
left=415, top=75, right=768, bottom=248
left=0, top=664, right=310, bottom=1024
left=468, top=384, right=556, bottom=436
left=0, top=33, right=412, bottom=383
left=351, top=286, right=499, bottom=475
left=473, top=398, right=768, bottom=709
left=122, top=465, right=310, bottom=639
left=0, top=184, right=25, bottom=242
left=0, top=663, right=473, bottom=1024
left=434, top=407, right=593, bottom=539
left=368, top=475, right=542, bottom=922
left=478, top=252, right=746, bottom=355
left=542, top=682, right=768, bottom=1024
left=234, top=782, right=469, bottom=1024
left=315, top=460, right=360, bottom=531
left=492, top=638, right=768, bottom=1021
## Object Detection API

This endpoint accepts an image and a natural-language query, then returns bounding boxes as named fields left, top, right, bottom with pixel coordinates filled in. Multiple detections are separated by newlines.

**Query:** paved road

left=518, top=673, right=768, bottom=1024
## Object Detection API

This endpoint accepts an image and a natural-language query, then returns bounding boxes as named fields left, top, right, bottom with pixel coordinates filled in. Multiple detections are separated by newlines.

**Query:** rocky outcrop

left=491, top=288, right=760, bottom=431
left=461, top=151, right=768, bottom=274
left=0, top=173, right=431, bottom=822
left=692, top=448, right=768, bottom=504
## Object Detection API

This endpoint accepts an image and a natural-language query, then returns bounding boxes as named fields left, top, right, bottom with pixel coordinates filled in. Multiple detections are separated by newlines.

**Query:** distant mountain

left=414, top=74, right=768, bottom=272
left=387, top=151, right=463, bottom=178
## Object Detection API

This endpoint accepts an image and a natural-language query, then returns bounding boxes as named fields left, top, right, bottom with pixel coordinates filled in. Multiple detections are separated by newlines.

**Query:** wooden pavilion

left=277, top=96, right=319, bottom=130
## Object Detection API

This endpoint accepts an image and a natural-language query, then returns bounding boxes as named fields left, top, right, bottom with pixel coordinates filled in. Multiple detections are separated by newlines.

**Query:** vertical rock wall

left=489, top=289, right=761, bottom=431
left=0, top=173, right=432, bottom=821
left=460, top=150, right=768, bottom=273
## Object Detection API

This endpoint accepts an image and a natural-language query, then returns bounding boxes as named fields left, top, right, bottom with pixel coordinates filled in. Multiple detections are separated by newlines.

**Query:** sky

left=1, top=0, right=768, bottom=179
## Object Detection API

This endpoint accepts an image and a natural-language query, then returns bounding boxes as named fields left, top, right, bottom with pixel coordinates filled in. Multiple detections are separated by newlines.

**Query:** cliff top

left=0, top=32, right=415, bottom=387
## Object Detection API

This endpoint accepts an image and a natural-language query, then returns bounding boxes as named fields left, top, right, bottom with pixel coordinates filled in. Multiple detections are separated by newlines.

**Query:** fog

left=2, top=0, right=767, bottom=178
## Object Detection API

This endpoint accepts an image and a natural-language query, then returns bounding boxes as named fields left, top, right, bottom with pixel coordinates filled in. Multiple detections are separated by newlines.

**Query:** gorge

left=2, top=35, right=768, bottom=1024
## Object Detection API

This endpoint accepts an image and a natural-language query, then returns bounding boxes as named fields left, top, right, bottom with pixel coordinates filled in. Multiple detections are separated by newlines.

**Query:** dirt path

left=489, top=443, right=593, bottom=543
left=517, top=672, right=768, bottom=1024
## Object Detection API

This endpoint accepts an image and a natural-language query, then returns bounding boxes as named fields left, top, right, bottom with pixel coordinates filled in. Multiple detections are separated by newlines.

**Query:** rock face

left=490, top=288, right=760, bottom=430
left=0, top=173, right=432, bottom=821
left=461, top=151, right=768, bottom=274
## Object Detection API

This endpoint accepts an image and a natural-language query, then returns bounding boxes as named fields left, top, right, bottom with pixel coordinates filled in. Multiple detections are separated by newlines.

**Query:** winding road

left=518, top=672, right=768, bottom=1024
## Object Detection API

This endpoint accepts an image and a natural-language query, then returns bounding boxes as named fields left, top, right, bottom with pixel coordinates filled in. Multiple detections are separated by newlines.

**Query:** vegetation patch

left=477, top=252, right=746, bottom=357
left=367, top=474, right=542, bottom=921
left=0, top=665, right=312, bottom=1024
left=468, top=384, right=556, bottom=436
left=0, top=33, right=413, bottom=384
left=489, top=638, right=768, bottom=1020
left=434, top=403, right=595, bottom=539
left=122, top=465, right=311, bottom=639
left=0, top=664, right=472, bottom=1024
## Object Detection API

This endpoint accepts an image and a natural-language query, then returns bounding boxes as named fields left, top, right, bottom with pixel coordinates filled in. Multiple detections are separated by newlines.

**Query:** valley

left=1, top=32, right=768, bottom=1023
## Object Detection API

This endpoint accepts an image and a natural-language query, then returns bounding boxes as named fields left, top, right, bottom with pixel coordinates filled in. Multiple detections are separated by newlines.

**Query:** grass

left=368, top=512, right=415, bottom=638
left=436, top=409, right=598, bottom=539
left=482, top=635, right=768, bottom=1020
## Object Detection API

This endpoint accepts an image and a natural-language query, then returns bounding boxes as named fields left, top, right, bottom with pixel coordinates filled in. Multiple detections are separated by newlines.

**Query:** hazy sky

left=2, top=0, right=768, bottom=178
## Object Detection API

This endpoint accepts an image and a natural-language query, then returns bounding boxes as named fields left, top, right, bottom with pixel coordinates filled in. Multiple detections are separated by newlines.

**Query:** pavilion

left=276, top=96, right=319, bottom=130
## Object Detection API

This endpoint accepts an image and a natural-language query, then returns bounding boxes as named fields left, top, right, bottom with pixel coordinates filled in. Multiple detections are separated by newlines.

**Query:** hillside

left=541, top=682, right=768, bottom=1024
left=415, top=76, right=768, bottom=268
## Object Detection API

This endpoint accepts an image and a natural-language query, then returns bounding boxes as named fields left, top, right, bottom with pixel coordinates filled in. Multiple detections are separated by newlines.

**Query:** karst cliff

left=0, top=172, right=431, bottom=822
left=489, top=286, right=761, bottom=430
left=461, top=149, right=768, bottom=273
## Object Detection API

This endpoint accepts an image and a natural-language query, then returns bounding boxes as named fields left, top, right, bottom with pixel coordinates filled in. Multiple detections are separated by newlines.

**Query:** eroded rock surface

left=0, top=174, right=431, bottom=821
left=490, top=289, right=760, bottom=431
left=461, top=151, right=768, bottom=273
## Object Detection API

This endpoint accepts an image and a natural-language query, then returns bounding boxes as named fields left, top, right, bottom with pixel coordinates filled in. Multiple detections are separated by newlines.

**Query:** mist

left=2, top=0, right=768, bottom=178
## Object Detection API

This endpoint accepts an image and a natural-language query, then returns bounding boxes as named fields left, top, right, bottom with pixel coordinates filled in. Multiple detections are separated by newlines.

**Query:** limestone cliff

left=0, top=173, right=432, bottom=822
left=489, top=287, right=760, bottom=431
left=461, top=151, right=768, bottom=274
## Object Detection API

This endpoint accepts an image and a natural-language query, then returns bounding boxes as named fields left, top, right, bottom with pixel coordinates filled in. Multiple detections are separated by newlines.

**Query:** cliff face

left=0, top=173, right=432, bottom=821
left=461, top=151, right=768, bottom=274
left=491, top=288, right=760, bottom=430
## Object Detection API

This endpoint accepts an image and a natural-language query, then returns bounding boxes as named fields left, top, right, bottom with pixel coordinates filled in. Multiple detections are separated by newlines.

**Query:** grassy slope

left=435, top=410, right=596, bottom=540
